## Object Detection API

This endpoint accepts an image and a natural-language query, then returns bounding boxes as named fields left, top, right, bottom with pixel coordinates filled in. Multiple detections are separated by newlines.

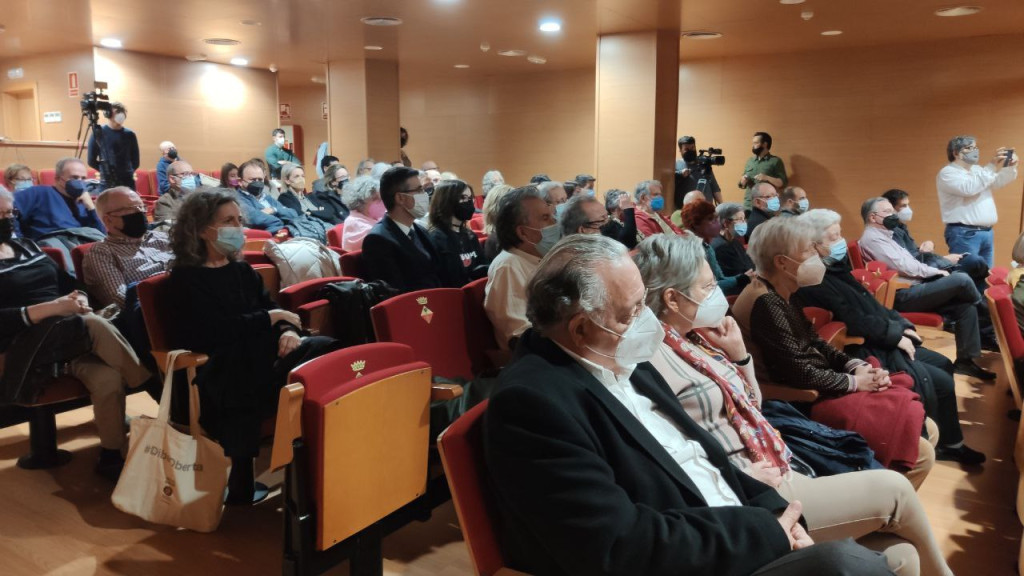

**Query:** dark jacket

left=361, top=216, right=443, bottom=293
left=426, top=226, right=488, bottom=288
left=308, top=189, right=349, bottom=224
left=599, top=207, right=641, bottom=249
left=484, top=330, right=793, bottom=576
left=712, top=235, right=754, bottom=278
left=234, top=189, right=296, bottom=233
left=744, top=207, right=772, bottom=242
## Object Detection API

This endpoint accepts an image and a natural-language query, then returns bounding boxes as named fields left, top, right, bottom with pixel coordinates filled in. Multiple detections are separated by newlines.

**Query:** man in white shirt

left=936, top=135, right=1018, bottom=266
left=484, top=185, right=559, bottom=350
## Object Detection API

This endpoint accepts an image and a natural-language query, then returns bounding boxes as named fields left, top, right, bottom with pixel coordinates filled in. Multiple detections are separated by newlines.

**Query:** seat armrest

left=270, top=382, right=305, bottom=471
left=298, top=299, right=332, bottom=337
left=431, top=383, right=464, bottom=401
left=150, top=350, right=209, bottom=374
left=760, top=383, right=819, bottom=403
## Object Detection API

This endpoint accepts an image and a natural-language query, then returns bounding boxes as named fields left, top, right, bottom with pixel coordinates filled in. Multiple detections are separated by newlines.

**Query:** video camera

left=696, top=147, right=726, bottom=167
left=80, top=81, right=113, bottom=121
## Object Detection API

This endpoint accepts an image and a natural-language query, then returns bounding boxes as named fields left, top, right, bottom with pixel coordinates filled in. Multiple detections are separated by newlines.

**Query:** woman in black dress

left=426, top=179, right=488, bottom=288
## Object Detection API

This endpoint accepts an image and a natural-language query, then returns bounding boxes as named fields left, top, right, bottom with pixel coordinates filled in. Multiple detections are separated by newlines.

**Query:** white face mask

left=897, top=206, right=913, bottom=222
left=679, top=285, right=729, bottom=329
left=274, top=136, right=285, bottom=147
left=587, top=306, right=666, bottom=369
left=114, top=112, right=126, bottom=125
left=782, top=254, right=827, bottom=287
left=406, top=192, right=430, bottom=219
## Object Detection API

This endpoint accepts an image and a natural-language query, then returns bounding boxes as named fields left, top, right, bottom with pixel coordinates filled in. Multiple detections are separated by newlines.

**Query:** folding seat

left=41, top=246, right=68, bottom=271
left=70, top=242, right=95, bottom=284
left=134, top=170, right=152, bottom=195
left=984, top=285, right=1024, bottom=411
left=989, top=266, right=1010, bottom=287
left=462, top=277, right=503, bottom=374
left=38, top=169, right=56, bottom=186
left=801, top=306, right=864, bottom=349
left=326, top=224, right=344, bottom=249
left=371, top=288, right=474, bottom=380
left=469, top=214, right=485, bottom=232
left=339, top=250, right=366, bottom=279
left=847, top=240, right=865, bottom=269
left=277, top=276, right=355, bottom=336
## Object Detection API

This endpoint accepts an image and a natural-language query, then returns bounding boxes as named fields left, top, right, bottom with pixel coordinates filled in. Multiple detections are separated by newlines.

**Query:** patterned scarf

left=662, top=323, right=792, bottom=472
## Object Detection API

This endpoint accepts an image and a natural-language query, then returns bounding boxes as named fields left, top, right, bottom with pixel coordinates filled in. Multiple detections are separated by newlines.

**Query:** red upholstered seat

left=137, top=273, right=178, bottom=353
left=473, top=196, right=484, bottom=210
left=469, top=214, right=485, bottom=232
left=986, top=285, right=1024, bottom=408
left=278, top=276, right=354, bottom=313
left=462, top=277, right=499, bottom=375
left=340, top=250, right=366, bottom=279
left=371, top=288, right=474, bottom=380
left=326, top=224, right=344, bottom=249
left=848, top=240, right=865, bottom=270
left=989, top=266, right=1010, bottom=287
left=244, top=228, right=273, bottom=239
left=134, top=170, right=153, bottom=195
left=865, top=260, right=888, bottom=276
left=242, top=250, right=273, bottom=266
left=70, top=242, right=95, bottom=284
left=39, top=169, right=56, bottom=186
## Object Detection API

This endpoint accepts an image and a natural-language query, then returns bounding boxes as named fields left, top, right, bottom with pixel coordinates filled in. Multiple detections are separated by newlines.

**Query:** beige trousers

left=904, top=418, right=940, bottom=492
left=68, top=314, right=149, bottom=451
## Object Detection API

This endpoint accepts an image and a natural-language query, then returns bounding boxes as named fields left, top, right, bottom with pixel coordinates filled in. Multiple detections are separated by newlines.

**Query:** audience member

left=575, top=173, right=595, bottom=193
left=370, top=162, right=393, bottom=183
left=439, top=171, right=459, bottom=182
left=340, top=176, right=383, bottom=252
left=562, top=179, right=579, bottom=199
left=600, top=188, right=642, bottom=249
left=674, top=135, right=722, bottom=206
left=636, top=233, right=954, bottom=575
left=264, top=128, right=299, bottom=179
left=681, top=200, right=750, bottom=296
left=169, top=189, right=339, bottom=504
left=937, top=135, right=1018, bottom=267
left=797, top=208, right=985, bottom=465
left=277, top=164, right=333, bottom=237
left=312, top=155, right=340, bottom=192
left=87, top=101, right=140, bottom=190
left=154, top=161, right=197, bottom=222
left=858, top=196, right=995, bottom=379
left=733, top=217, right=935, bottom=488
left=361, top=166, right=443, bottom=293
left=484, top=233, right=896, bottom=576
left=426, top=179, right=488, bottom=287
left=746, top=182, right=779, bottom=241
left=308, top=163, right=349, bottom=224
left=356, top=158, right=375, bottom=176
left=778, top=186, right=808, bottom=217
left=400, top=128, right=411, bottom=167
left=85, top=186, right=172, bottom=308
left=739, top=131, right=788, bottom=210
left=558, top=194, right=607, bottom=237
left=1013, top=232, right=1024, bottom=330
left=4, top=163, right=33, bottom=192
left=219, top=162, right=240, bottom=190
left=712, top=202, right=755, bottom=278
left=537, top=180, right=567, bottom=220
left=234, top=160, right=298, bottom=236
left=424, top=169, right=443, bottom=187
left=633, top=179, right=683, bottom=237
left=529, top=173, right=551, bottom=184
left=670, top=190, right=706, bottom=228
left=419, top=170, right=438, bottom=198
left=0, top=187, right=149, bottom=481
left=155, top=141, right=179, bottom=195
left=421, top=160, right=439, bottom=172
left=484, top=185, right=557, bottom=350
left=481, top=184, right=515, bottom=260
left=481, top=170, right=504, bottom=199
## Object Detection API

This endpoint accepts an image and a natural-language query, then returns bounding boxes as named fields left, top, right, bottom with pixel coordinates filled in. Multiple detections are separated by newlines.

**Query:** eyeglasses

left=11, top=177, right=32, bottom=182
left=962, top=145, right=978, bottom=152
left=111, top=204, right=146, bottom=216
left=584, top=215, right=610, bottom=229
left=0, top=208, right=20, bottom=219
left=403, top=186, right=425, bottom=194
left=174, top=172, right=198, bottom=179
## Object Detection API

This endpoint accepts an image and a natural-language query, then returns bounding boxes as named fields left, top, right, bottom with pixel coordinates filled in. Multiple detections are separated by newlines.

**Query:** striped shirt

left=82, top=231, right=173, bottom=308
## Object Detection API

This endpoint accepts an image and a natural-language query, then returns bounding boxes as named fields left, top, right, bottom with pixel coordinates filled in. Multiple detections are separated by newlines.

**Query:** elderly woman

left=340, top=175, right=385, bottom=252
left=635, top=233, right=952, bottom=576
left=307, top=163, right=349, bottom=224
left=168, top=189, right=339, bottom=503
left=731, top=217, right=936, bottom=488
left=680, top=200, right=750, bottom=296
left=0, top=187, right=149, bottom=480
left=4, top=163, right=33, bottom=192
left=481, top=183, right=514, bottom=260
left=426, top=179, right=488, bottom=287
left=712, top=202, right=755, bottom=278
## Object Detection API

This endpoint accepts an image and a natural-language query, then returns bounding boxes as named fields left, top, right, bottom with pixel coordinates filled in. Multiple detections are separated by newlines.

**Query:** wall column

left=326, top=57, right=400, bottom=167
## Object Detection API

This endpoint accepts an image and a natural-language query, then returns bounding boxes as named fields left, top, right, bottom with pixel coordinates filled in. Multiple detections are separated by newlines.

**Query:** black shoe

left=936, top=444, right=986, bottom=465
left=953, top=359, right=997, bottom=381
left=225, top=482, right=269, bottom=505
left=981, top=336, right=1001, bottom=352
left=95, top=448, right=125, bottom=482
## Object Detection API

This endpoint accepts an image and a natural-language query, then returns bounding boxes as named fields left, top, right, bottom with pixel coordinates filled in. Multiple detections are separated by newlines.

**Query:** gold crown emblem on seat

left=351, top=360, right=366, bottom=372
left=416, top=297, right=428, bottom=305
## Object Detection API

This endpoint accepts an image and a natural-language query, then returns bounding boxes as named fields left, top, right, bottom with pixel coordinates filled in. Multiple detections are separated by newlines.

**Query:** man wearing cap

left=575, top=174, right=595, bottom=194
left=675, top=135, right=722, bottom=207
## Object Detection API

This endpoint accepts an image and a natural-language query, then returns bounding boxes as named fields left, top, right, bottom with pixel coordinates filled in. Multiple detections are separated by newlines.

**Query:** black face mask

left=167, top=148, right=178, bottom=160
left=0, top=217, right=13, bottom=243
left=682, top=150, right=697, bottom=163
left=454, top=199, right=476, bottom=223
left=120, top=211, right=148, bottom=238
left=882, top=214, right=901, bottom=230
left=752, top=146, right=764, bottom=156
left=247, top=181, right=265, bottom=197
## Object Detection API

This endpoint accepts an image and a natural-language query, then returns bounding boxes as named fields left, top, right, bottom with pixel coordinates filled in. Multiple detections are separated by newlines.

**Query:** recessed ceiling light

left=205, top=38, right=241, bottom=46
left=100, top=38, right=123, bottom=49
left=821, top=30, right=843, bottom=36
left=230, top=57, right=248, bottom=66
left=364, top=45, right=383, bottom=51
left=454, top=64, right=470, bottom=69
left=361, top=16, right=403, bottom=26
left=681, top=31, right=723, bottom=40
left=527, top=55, right=547, bottom=65
left=497, top=49, right=527, bottom=57
left=539, top=20, right=561, bottom=33
left=779, top=0, right=806, bottom=4
left=240, top=19, right=262, bottom=26
left=185, top=53, right=207, bottom=62
left=935, top=6, right=983, bottom=17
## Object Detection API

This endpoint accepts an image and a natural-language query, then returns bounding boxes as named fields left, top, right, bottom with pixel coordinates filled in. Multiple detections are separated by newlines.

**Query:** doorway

left=1, top=85, right=41, bottom=141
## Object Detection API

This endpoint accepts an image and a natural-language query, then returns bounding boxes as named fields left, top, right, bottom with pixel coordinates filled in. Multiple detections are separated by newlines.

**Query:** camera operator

left=674, top=136, right=722, bottom=207
left=86, top=102, right=140, bottom=190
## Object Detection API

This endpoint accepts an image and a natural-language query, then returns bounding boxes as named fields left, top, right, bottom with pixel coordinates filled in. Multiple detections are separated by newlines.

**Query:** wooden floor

left=0, top=328, right=1019, bottom=575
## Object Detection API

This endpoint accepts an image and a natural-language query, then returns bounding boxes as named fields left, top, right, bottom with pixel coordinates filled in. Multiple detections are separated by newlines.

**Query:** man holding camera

left=739, top=131, right=787, bottom=210
left=674, top=136, right=722, bottom=207
left=936, top=135, right=1018, bottom=267
left=86, top=101, right=140, bottom=191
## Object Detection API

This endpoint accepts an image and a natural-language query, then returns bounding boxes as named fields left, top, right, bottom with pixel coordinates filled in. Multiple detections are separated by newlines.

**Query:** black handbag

left=1, top=315, right=92, bottom=405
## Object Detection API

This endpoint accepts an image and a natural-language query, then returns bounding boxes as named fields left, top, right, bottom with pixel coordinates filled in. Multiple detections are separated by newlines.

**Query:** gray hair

left=798, top=208, right=842, bottom=243
left=754, top=182, right=776, bottom=198
left=536, top=180, right=564, bottom=203
left=55, top=157, right=85, bottom=178
left=495, top=185, right=545, bottom=250
left=482, top=170, right=504, bottom=196
left=559, top=195, right=601, bottom=237
left=747, top=216, right=818, bottom=276
left=280, top=162, right=303, bottom=184
left=715, top=202, right=744, bottom=222
left=682, top=190, right=704, bottom=205
left=947, top=135, right=976, bottom=162
left=342, top=175, right=379, bottom=211
left=527, top=234, right=629, bottom=334
left=633, top=233, right=707, bottom=318
left=604, top=189, right=627, bottom=213
left=0, top=185, right=12, bottom=205
left=482, top=184, right=514, bottom=234
left=370, top=162, right=392, bottom=182
left=634, top=179, right=662, bottom=202
left=860, top=196, right=886, bottom=224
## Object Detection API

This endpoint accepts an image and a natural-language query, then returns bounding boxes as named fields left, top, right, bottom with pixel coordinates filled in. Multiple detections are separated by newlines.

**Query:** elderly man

left=485, top=185, right=559, bottom=350
left=746, top=182, right=779, bottom=241
left=484, top=233, right=894, bottom=576
left=575, top=173, right=595, bottom=193
left=858, top=196, right=995, bottom=380
left=538, top=180, right=568, bottom=221
left=600, top=189, right=642, bottom=249
left=154, top=161, right=198, bottom=222
left=421, top=160, right=439, bottom=172
left=937, top=135, right=1018, bottom=267
left=778, top=186, right=808, bottom=217
left=481, top=170, right=504, bottom=200
left=155, top=141, right=180, bottom=195
left=84, top=187, right=172, bottom=309
left=558, top=194, right=608, bottom=237
left=713, top=203, right=755, bottom=278
left=634, top=180, right=682, bottom=237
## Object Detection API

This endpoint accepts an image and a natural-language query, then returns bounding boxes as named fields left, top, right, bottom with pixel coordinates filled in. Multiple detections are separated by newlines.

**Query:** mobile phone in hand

left=1005, top=148, right=1015, bottom=168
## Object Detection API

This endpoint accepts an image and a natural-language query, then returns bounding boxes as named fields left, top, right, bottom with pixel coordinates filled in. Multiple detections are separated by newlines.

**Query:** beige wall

left=93, top=47, right=278, bottom=175
left=400, top=68, right=595, bottom=193
left=678, top=33, right=1024, bottom=263
left=278, top=83, right=328, bottom=178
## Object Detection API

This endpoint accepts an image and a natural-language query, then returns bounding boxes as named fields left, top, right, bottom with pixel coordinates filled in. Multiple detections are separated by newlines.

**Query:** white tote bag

left=112, top=350, right=231, bottom=532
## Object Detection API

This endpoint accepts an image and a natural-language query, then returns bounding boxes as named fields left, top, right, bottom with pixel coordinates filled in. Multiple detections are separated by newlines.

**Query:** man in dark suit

left=483, top=234, right=894, bottom=576
left=361, top=166, right=443, bottom=293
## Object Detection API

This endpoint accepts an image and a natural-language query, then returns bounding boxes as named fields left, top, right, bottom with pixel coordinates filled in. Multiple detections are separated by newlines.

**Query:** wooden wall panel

left=678, top=33, right=1024, bottom=264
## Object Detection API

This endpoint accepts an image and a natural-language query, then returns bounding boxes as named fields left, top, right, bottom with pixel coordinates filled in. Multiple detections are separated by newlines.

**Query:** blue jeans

left=944, top=224, right=994, bottom=267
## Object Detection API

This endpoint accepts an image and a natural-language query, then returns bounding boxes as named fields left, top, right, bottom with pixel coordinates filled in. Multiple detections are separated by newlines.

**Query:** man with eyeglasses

left=154, top=161, right=199, bottom=222
left=936, top=135, right=1019, bottom=267
left=361, top=166, right=442, bottom=293
left=558, top=194, right=608, bottom=238
left=745, top=182, right=779, bottom=242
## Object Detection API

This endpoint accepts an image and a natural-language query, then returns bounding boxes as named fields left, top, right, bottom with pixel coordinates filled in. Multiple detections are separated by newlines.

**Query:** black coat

left=484, top=330, right=793, bottom=576
left=308, top=189, right=350, bottom=224
left=426, top=225, right=488, bottom=288
left=361, top=216, right=442, bottom=293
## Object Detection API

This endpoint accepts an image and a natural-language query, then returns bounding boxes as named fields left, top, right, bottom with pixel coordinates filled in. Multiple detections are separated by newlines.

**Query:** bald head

left=168, top=160, right=193, bottom=177
left=96, top=186, right=138, bottom=216
left=421, top=160, right=439, bottom=172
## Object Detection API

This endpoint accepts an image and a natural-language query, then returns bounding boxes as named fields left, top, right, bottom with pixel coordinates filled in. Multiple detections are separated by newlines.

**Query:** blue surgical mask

left=180, top=176, right=199, bottom=191
left=13, top=180, right=31, bottom=191
left=733, top=221, right=748, bottom=237
left=65, top=179, right=87, bottom=196
left=525, top=223, right=562, bottom=256
left=555, top=202, right=569, bottom=220
left=826, top=237, right=848, bottom=264
left=211, top=226, right=245, bottom=255
left=585, top=189, right=596, bottom=198
left=764, top=197, right=780, bottom=212
left=797, top=198, right=810, bottom=212
left=650, top=196, right=665, bottom=211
